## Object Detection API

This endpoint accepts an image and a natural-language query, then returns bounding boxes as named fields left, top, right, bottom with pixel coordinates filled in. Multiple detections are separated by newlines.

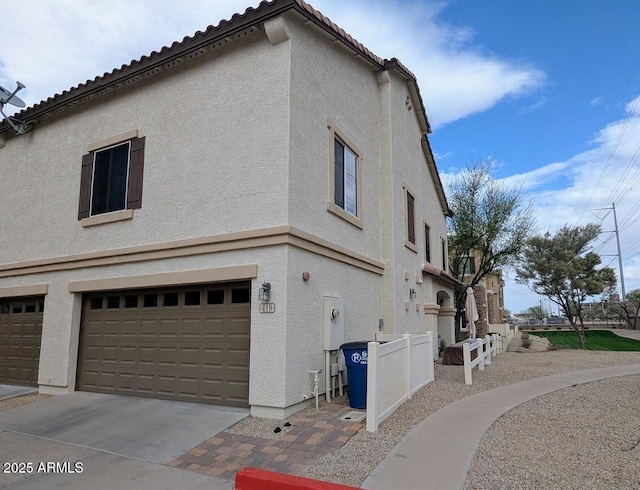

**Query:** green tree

left=522, top=305, right=546, bottom=321
left=447, top=159, right=535, bottom=336
left=607, top=289, right=640, bottom=330
left=516, top=224, right=616, bottom=349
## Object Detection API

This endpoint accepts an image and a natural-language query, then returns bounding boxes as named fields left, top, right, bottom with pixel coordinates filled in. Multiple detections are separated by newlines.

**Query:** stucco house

left=0, top=0, right=454, bottom=418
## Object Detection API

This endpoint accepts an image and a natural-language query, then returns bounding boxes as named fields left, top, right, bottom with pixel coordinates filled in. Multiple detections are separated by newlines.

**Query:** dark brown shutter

left=407, top=193, right=415, bottom=244
left=78, top=153, right=93, bottom=219
left=127, top=136, right=145, bottom=209
left=469, top=256, right=476, bottom=274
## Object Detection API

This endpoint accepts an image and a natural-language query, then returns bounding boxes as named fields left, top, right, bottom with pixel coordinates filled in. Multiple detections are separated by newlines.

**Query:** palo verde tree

left=607, top=289, right=640, bottom=330
left=446, top=159, right=535, bottom=335
left=516, top=224, right=616, bottom=349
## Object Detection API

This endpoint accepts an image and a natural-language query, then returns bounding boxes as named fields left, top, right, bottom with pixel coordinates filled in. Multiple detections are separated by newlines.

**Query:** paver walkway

left=169, top=398, right=363, bottom=481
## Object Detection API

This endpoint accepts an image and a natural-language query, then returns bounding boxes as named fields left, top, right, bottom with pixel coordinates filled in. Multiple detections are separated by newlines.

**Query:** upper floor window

left=334, top=137, right=357, bottom=217
left=327, top=120, right=362, bottom=229
left=424, top=223, right=431, bottom=263
left=461, top=256, right=476, bottom=275
left=403, top=185, right=417, bottom=253
left=441, top=238, right=447, bottom=271
left=406, top=191, right=415, bottom=245
left=92, top=142, right=130, bottom=215
left=78, top=133, right=145, bottom=220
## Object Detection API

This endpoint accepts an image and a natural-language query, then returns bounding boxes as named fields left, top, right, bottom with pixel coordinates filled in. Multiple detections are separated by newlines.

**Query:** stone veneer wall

left=473, top=283, right=488, bottom=338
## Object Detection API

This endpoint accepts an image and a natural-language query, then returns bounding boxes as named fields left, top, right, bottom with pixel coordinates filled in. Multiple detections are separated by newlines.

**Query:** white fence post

left=485, top=335, right=492, bottom=364
left=404, top=334, right=412, bottom=400
left=463, top=342, right=472, bottom=385
left=426, top=332, right=434, bottom=382
left=478, top=338, right=485, bottom=371
left=366, top=341, right=379, bottom=432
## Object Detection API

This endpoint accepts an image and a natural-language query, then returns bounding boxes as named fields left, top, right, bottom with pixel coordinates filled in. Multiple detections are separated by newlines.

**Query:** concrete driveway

left=0, top=392, right=248, bottom=489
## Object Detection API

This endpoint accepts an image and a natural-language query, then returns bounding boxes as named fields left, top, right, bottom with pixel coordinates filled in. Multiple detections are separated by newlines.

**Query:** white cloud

left=625, top=95, right=640, bottom=116
left=516, top=96, right=549, bottom=116
left=0, top=0, right=543, bottom=127
left=590, top=96, right=603, bottom=107
left=499, top=161, right=571, bottom=191
left=313, top=0, right=544, bottom=126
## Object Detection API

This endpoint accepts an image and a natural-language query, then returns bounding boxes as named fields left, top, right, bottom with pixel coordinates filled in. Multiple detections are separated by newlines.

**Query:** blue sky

left=1, top=0, right=639, bottom=315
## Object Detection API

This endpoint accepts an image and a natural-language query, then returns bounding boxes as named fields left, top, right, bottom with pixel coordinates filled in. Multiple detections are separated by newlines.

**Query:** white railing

left=488, top=324, right=516, bottom=350
left=506, top=328, right=514, bottom=346
left=463, top=334, right=500, bottom=385
left=366, top=333, right=434, bottom=432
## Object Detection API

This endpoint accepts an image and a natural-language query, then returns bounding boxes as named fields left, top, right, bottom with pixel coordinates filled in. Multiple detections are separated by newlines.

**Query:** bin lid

left=340, top=341, right=370, bottom=350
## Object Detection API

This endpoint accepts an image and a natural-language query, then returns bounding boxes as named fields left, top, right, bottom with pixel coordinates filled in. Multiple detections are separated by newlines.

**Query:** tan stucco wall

left=0, top=30, right=290, bottom=265
left=282, top=246, right=381, bottom=407
left=0, top=12, right=451, bottom=416
left=287, top=16, right=381, bottom=259
left=385, top=71, right=453, bottom=334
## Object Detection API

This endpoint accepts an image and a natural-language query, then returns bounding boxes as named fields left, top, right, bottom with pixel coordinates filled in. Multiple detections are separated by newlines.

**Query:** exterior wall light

left=259, top=282, right=271, bottom=301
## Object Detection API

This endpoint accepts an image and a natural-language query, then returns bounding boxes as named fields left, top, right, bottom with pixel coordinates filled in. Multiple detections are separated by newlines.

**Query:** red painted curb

left=235, top=467, right=360, bottom=490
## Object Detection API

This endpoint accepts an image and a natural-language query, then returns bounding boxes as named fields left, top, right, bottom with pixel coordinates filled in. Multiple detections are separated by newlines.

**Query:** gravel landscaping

left=308, top=349, right=640, bottom=486
left=464, top=375, right=640, bottom=490
left=0, top=394, right=50, bottom=413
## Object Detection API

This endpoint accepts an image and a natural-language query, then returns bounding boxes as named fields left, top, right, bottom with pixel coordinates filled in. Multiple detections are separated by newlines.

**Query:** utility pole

left=612, top=202, right=626, bottom=301
left=593, top=203, right=626, bottom=301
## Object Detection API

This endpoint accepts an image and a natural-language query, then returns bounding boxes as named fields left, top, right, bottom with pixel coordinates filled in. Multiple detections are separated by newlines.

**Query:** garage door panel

left=77, top=284, right=250, bottom=407
left=0, top=296, right=44, bottom=386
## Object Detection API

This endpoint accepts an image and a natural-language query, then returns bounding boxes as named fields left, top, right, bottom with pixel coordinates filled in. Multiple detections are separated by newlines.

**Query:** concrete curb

left=0, top=384, right=37, bottom=402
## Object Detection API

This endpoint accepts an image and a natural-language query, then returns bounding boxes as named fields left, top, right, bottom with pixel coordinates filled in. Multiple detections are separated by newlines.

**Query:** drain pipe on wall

left=325, top=350, right=331, bottom=403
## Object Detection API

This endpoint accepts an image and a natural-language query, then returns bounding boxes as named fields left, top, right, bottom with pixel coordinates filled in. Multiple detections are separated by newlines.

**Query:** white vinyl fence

left=488, top=324, right=518, bottom=350
left=366, top=333, right=434, bottom=432
left=463, top=334, right=501, bottom=385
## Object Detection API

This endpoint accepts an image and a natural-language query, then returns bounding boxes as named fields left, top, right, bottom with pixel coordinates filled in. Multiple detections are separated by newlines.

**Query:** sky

left=1, top=0, right=639, bottom=315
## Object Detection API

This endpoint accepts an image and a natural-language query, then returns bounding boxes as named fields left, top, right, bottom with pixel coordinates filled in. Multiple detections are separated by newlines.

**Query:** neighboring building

left=485, top=270, right=506, bottom=325
left=456, top=253, right=507, bottom=338
left=0, top=0, right=454, bottom=418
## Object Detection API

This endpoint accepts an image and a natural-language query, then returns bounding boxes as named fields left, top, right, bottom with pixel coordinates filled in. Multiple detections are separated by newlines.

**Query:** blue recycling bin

left=341, top=341, right=370, bottom=409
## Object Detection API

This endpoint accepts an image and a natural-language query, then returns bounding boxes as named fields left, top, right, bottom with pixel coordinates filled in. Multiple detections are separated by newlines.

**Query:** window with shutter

left=407, top=192, right=415, bottom=244
left=326, top=120, right=363, bottom=229
left=78, top=136, right=145, bottom=220
left=403, top=186, right=418, bottom=252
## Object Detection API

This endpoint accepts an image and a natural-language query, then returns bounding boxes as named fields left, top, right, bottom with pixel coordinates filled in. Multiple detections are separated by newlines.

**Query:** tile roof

left=2, top=0, right=430, bottom=134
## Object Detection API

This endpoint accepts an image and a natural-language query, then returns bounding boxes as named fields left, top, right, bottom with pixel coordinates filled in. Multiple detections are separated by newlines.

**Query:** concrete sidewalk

left=361, top=363, right=640, bottom=490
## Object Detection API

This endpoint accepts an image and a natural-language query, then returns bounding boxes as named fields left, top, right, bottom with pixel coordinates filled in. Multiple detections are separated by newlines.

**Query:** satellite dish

left=0, top=83, right=26, bottom=108
left=0, top=81, right=31, bottom=134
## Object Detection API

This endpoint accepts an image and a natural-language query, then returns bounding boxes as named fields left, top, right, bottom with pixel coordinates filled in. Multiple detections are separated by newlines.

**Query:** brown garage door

left=77, top=283, right=251, bottom=407
left=0, top=296, right=44, bottom=386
